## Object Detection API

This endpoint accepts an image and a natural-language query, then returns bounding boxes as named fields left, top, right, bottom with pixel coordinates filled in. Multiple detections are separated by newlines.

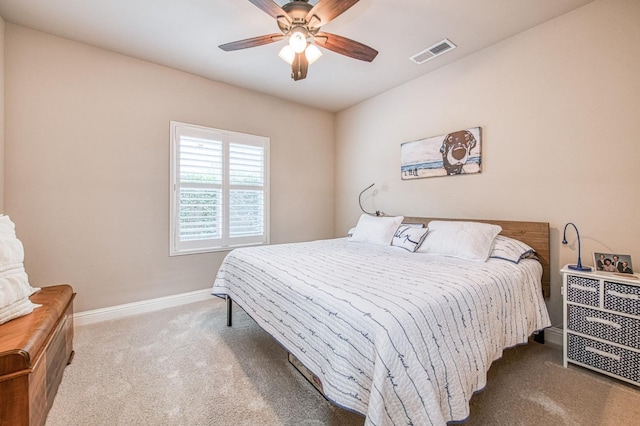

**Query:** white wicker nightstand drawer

left=567, top=334, right=640, bottom=384
left=604, top=281, right=640, bottom=316
left=568, top=305, right=640, bottom=350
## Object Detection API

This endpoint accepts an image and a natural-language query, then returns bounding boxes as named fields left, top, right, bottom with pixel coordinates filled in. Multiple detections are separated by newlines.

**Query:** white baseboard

left=74, top=288, right=213, bottom=326
left=545, top=326, right=563, bottom=347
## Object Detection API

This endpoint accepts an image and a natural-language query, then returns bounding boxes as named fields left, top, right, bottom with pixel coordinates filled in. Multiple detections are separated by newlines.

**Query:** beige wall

left=335, top=0, right=640, bottom=326
left=4, top=25, right=335, bottom=312
left=0, top=16, right=5, bottom=211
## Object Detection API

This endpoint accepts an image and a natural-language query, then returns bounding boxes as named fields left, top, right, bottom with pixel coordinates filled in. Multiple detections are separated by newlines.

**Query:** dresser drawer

left=566, top=275, right=600, bottom=307
left=567, top=334, right=640, bottom=384
left=568, top=305, right=640, bottom=350
left=604, top=281, right=640, bottom=316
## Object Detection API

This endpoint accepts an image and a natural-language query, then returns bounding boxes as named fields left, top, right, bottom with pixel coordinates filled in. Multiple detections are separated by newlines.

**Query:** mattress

left=212, top=238, right=551, bottom=425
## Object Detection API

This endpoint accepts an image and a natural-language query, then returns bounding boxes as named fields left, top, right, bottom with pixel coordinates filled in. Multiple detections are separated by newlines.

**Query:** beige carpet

left=47, top=298, right=640, bottom=426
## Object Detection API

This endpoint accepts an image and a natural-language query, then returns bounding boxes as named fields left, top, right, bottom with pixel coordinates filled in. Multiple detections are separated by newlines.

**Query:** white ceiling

left=0, top=0, right=595, bottom=112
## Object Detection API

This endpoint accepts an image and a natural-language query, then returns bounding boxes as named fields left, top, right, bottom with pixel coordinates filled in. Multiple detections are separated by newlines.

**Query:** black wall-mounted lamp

left=359, top=183, right=385, bottom=217
left=562, top=222, right=592, bottom=271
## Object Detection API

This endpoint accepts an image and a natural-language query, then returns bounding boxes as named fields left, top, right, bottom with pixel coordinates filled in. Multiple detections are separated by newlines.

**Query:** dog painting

left=401, top=127, right=482, bottom=179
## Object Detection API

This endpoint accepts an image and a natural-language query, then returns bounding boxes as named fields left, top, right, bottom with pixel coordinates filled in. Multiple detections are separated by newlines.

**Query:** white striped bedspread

left=212, top=238, right=551, bottom=425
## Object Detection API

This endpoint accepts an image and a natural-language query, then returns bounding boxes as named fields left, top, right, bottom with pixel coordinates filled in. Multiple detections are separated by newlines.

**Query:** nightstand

left=562, top=265, right=640, bottom=386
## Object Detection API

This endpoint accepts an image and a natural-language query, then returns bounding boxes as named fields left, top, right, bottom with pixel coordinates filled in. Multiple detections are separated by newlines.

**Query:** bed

left=212, top=217, right=551, bottom=425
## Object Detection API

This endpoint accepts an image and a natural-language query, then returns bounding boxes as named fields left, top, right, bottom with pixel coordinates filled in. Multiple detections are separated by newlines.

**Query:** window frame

left=169, top=121, right=270, bottom=256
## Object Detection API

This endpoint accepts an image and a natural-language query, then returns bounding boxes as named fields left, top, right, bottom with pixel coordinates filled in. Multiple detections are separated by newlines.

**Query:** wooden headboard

left=403, top=217, right=550, bottom=298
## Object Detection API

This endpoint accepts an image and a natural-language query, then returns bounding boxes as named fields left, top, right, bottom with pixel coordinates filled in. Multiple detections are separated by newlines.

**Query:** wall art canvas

left=401, top=127, right=482, bottom=180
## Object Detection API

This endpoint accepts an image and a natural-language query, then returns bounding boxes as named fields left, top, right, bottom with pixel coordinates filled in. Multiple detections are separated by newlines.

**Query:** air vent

left=409, top=39, right=457, bottom=64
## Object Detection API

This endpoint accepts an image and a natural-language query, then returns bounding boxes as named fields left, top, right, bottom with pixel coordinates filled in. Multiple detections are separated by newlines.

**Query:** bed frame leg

left=533, top=329, right=545, bottom=344
left=226, top=295, right=232, bottom=327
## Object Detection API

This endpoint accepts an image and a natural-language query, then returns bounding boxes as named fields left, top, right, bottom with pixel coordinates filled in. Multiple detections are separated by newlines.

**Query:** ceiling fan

left=219, top=0, right=378, bottom=81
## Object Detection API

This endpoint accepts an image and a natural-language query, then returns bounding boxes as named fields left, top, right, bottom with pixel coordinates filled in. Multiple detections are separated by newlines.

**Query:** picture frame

left=593, top=252, right=633, bottom=274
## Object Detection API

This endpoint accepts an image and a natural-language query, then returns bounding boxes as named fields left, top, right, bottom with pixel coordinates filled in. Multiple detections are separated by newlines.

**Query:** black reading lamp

left=359, top=183, right=385, bottom=216
left=562, top=222, right=592, bottom=271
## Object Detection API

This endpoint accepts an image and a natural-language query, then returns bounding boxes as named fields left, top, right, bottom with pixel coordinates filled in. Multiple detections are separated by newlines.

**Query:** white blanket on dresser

left=213, top=238, right=550, bottom=426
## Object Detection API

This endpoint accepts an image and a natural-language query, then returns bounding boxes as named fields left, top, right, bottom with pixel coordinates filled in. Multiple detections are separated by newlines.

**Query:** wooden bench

left=0, top=285, right=75, bottom=426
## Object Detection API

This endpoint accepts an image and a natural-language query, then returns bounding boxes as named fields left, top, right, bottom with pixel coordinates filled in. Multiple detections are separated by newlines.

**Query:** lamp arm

left=358, top=183, right=376, bottom=216
left=563, top=222, right=590, bottom=271
left=575, top=224, right=583, bottom=268
left=358, top=183, right=388, bottom=216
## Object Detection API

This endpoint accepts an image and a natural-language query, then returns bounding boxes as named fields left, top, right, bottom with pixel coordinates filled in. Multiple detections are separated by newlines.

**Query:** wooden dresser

left=0, top=285, right=75, bottom=426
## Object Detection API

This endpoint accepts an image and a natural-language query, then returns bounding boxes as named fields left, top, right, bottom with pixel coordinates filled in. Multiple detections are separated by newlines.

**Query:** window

left=170, top=121, right=269, bottom=255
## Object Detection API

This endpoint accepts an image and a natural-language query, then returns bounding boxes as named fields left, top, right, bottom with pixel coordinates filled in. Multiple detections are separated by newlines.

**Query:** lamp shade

left=305, top=44, right=322, bottom=64
left=278, top=45, right=295, bottom=65
left=289, top=28, right=307, bottom=53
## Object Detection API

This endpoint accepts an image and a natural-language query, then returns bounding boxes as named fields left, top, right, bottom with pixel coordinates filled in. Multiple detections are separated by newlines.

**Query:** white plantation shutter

left=170, top=122, right=269, bottom=255
left=178, top=137, right=223, bottom=245
left=229, top=143, right=265, bottom=239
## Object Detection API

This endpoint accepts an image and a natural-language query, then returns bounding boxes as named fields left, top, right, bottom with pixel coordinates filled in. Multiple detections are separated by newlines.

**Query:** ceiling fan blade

left=219, top=33, right=284, bottom=51
left=306, top=0, right=359, bottom=26
left=249, top=0, right=291, bottom=24
left=314, top=32, right=378, bottom=62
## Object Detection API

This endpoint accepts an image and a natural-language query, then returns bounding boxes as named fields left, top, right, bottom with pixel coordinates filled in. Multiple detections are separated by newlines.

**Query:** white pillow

left=489, top=235, right=536, bottom=264
left=349, top=214, right=404, bottom=245
left=392, top=225, right=429, bottom=252
left=417, top=220, right=502, bottom=262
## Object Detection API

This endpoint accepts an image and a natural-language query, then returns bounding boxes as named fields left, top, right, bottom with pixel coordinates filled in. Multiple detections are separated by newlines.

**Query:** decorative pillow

left=489, top=235, right=536, bottom=264
left=416, top=220, right=502, bottom=262
left=392, top=225, right=429, bottom=252
left=349, top=214, right=404, bottom=245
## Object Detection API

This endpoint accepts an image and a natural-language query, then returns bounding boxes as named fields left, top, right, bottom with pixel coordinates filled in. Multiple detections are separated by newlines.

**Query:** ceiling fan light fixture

left=278, top=45, right=295, bottom=65
left=305, top=44, right=322, bottom=64
left=289, top=27, right=308, bottom=53
left=219, top=0, right=378, bottom=81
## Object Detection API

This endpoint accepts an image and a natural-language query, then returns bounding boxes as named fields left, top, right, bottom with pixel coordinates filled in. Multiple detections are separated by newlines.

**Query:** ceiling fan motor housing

left=278, top=0, right=316, bottom=34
